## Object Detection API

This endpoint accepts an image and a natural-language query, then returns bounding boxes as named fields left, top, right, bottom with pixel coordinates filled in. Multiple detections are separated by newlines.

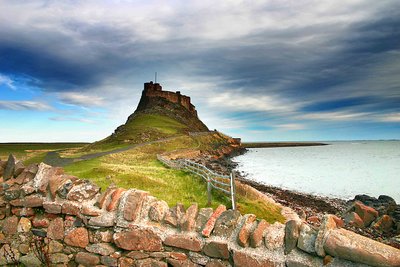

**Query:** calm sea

left=233, top=141, right=400, bottom=203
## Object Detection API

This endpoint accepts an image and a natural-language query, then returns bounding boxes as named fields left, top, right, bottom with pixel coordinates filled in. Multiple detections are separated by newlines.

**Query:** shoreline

left=242, top=142, right=328, bottom=148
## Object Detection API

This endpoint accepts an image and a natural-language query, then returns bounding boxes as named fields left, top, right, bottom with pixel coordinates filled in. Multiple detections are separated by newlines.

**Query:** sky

left=0, top=0, right=399, bottom=142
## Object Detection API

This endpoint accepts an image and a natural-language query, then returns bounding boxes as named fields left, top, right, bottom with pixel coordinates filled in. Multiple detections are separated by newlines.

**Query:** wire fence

left=157, top=155, right=236, bottom=209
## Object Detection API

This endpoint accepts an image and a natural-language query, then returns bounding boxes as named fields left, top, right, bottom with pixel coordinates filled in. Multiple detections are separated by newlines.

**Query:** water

left=234, top=141, right=400, bottom=203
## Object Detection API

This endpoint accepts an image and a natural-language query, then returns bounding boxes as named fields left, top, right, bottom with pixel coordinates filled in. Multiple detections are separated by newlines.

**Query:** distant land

left=243, top=142, right=328, bottom=148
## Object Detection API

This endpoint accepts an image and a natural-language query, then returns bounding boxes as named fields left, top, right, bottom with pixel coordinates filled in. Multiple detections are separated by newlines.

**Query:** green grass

left=0, top=143, right=87, bottom=165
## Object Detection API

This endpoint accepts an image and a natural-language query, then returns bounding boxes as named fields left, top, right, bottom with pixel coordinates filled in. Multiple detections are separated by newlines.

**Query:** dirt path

left=43, top=136, right=182, bottom=167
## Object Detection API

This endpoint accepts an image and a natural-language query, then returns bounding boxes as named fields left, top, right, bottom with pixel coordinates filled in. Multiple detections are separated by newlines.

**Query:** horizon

left=1, top=0, right=399, bottom=142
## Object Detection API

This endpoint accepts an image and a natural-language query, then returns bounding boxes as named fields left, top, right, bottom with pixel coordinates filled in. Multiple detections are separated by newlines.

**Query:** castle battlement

left=142, top=81, right=197, bottom=115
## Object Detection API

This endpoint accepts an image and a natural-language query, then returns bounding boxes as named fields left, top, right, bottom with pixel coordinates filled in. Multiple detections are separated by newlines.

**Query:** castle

left=141, top=81, right=197, bottom=116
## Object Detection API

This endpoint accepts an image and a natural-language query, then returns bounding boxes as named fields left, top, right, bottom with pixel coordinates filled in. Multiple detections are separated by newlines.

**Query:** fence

left=157, top=155, right=236, bottom=210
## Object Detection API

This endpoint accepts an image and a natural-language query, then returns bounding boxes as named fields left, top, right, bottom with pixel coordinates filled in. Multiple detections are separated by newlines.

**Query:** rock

left=206, top=259, right=231, bottom=267
left=126, top=251, right=150, bottom=260
left=233, top=250, right=284, bottom=267
left=17, top=217, right=32, bottom=233
left=89, top=229, right=114, bottom=243
left=307, top=216, right=320, bottom=224
left=237, top=214, right=256, bottom=247
left=202, top=204, right=226, bottom=237
left=264, top=222, right=285, bottom=250
left=189, top=251, right=209, bottom=265
left=67, top=180, right=100, bottom=202
left=114, top=228, right=162, bottom=251
left=81, top=204, right=102, bottom=216
left=75, top=252, right=100, bottom=266
left=323, top=255, right=334, bottom=265
left=202, top=240, right=229, bottom=259
left=123, top=189, right=148, bottom=221
left=107, top=188, right=126, bottom=211
left=118, top=257, right=135, bottom=267
left=19, top=253, right=42, bottom=267
left=18, top=243, right=30, bottom=254
left=4, top=188, right=21, bottom=201
left=49, top=240, right=64, bottom=253
left=96, top=185, right=116, bottom=209
left=43, top=201, right=62, bottom=214
left=324, top=227, right=400, bottom=267
left=86, top=243, right=116, bottom=256
left=3, top=154, right=17, bottom=180
left=64, top=227, right=89, bottom=248
left=50, top=253, right=69, bottom=264
left=164, top=203, right=185, bottom=228
left=48, top=217, right=64, bottom=240
left=213, top=209, right=241, bottom=238
left=181, top=203, right=199, bottom=232
left=170, top=252, right=188, bottom=260
left=164, top=233, right=202, bottom=252
left=10, top=194, right=44, bottom=207
left=0, top=244, right=20, bottom=265
left=167, top=258, right=197, bottom=267
left=11, top=207, right=35, bottom=217
left=250, top=219, right=269, bottom=248
left=137, top=258, right=168, bottom=267
left=354, top=201, right=379, bottom=227
left=149, top=200, right=169, bottom=222
left=344, top=212, right=364, bottom=228
left=33, top=163, right=63, bottom=194
left=13, top=161, right=25, bottom=177
left=14, top=169, right=36, bottom=185
left=284, top=220, right=301, bottom=255
left=297, top=223, right=317, bottom=254
left=31, top=228, right=47, bottom=237
left=373, top=215, right=394, bottom=233
left=196, top=208, right=213, bottom=232
left=62, top=201, right=81, bottom=215
left=32, top=217, right=50, bottom=228
left=101, top=255, right=118, bottom=267
left=2, top=215, right=18, bottom=235
left=314, top=214, right=338, bottom=257
left=57, top=177, right=76, bottom=198
left=89, top=212, right=116, bottom=227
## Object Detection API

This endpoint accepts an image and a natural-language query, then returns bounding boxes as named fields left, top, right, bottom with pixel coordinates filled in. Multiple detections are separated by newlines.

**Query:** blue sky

left=0, top=0, right=399, bottom=142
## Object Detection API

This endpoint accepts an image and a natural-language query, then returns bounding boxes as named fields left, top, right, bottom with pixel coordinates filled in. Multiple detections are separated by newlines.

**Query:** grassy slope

left=0, top=143, right=87, bottom=165
left=0, top=114, right=284, bottom=223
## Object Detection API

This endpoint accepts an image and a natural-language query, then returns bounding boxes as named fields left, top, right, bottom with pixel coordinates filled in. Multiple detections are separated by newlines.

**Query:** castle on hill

left=141, top=81, right=198, bottom=116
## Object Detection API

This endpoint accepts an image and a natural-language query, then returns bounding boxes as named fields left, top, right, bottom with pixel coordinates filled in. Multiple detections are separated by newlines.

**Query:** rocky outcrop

left=0, top=155, right=399, bottom=266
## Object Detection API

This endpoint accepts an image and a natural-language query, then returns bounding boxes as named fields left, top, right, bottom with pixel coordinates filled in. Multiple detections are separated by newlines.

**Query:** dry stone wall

left=0, top=154, right=399, bottom=267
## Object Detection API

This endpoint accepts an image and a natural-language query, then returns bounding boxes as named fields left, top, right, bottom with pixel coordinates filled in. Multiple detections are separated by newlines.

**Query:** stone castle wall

left=143, top=82, right=197, bottom=115
left=0, top=154, right=399, bottom=266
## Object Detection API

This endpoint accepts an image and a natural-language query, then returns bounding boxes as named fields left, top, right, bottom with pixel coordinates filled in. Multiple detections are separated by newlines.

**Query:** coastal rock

left=314, top=214, right=338, bottom=257
left=354, top=201, right=379, bottom=227
left=372, top=215, right=394, bottom=233
left=297, top=223, right=317, bottom=254
left=344, top=212, right=364, bottom=228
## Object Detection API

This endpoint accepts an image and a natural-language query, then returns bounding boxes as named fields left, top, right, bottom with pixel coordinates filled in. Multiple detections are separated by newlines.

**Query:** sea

left=233, top=141, right=400, bottom=203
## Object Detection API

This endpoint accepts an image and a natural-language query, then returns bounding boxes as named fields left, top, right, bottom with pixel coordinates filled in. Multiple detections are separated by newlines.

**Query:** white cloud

left=49, top=116, right=96, bottom=124
left=58, top=92, right=104, bottom=107
left=0, top=74, right=15, bottom=90
left=0, top=100, right=51, bottom=111
left=274, top=123, right=305, bottom=130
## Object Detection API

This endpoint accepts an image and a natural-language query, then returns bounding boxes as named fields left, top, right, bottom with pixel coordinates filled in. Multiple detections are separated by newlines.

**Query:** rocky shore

left=194, top=149, right=400, bottom=249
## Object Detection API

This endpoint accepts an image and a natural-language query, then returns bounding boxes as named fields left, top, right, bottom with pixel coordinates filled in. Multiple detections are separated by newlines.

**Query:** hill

left=88, top=82, right=209, bottom=149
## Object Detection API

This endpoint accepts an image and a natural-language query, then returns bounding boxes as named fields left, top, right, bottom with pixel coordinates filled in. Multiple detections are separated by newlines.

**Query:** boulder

left=354, top=201, right=379, bottom=227
left=344, top=212, right=364, bottom=228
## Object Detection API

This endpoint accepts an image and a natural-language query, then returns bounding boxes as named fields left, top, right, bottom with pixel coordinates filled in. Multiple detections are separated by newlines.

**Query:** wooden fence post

left=230, top=172, right=236, bottom=210
left=207, top=175, right=212, bottom=207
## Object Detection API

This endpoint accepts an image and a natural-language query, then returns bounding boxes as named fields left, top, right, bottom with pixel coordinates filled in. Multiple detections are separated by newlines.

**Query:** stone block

left=164, top=233, right=202, bottom=252
left=202, top=204, right=226, bottom=237
left=196, top=208, right=213, bottom=232
left=81, top=204, right=102, bottom=216
left=89, top=212, right=116, bottom=227
left=101, top=255, right=118, bottom=267
left=202, top=240, right=229, bottom=259
left=297, top=223, right=317, bottom=254
left=284, top=220, right=301, bottom=255
left=233, top=250, right=284, bottom=267
left=354, top=201, right=379, bottom=227
left=17, top=217, right=31, bottom=233
left=3, top=154, right=17, bottom=180
left=50, top=253, right=69, bottom=264
left=67, top=180, right=100, bottom=202
left=123, top=190, right=148, bottom=221
left=213, top=209, right=241, bottom=238
left=43, top=201, right=62, bottom=214
left=250, top=219, right=269, bottom=248
left=114, top=228, right=162, bottom=251
left=237, top=214, right=256, bottom=247
left=107, top=188, right=126, bottom=212
left=47, top=217, right=64, bottom=240
left=264, top=222, right=285, bottom=250
left=75, top=252, right=100, bottom=266
left=2, top=215, right=18, bottom=235
left=86, top=243, right=116, bottom=256
left=62, top=201, right=81, bottom=215
left=181, top=203, right=199, bottom=232
left=64, top=227, right=89, bottom=248
left=149, top=200, right=169, bottom=222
